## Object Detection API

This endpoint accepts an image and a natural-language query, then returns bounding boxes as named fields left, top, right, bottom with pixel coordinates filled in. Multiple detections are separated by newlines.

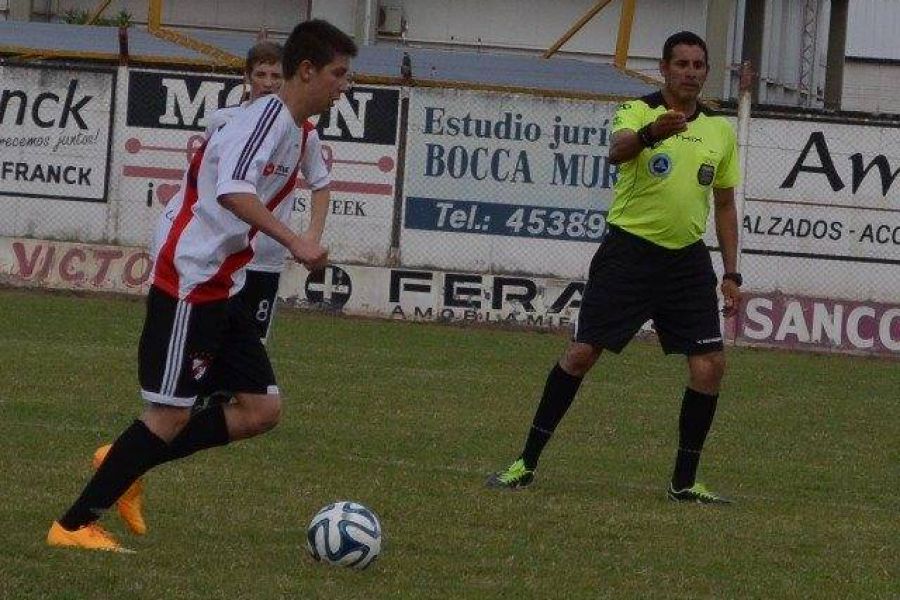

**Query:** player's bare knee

left=140, top=403, right=192, bottom=442
left=253, top=394, right=283, bottom=433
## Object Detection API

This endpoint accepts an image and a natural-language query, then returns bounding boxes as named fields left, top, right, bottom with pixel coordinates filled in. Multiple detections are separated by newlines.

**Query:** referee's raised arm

left=609, top=110, right=688, bottom=165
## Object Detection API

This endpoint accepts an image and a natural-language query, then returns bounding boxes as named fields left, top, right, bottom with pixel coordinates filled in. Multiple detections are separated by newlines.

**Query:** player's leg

left=164, top=294, right=281, bottom=462
left=486, top=226, right=654, bottom=489
left=49, top=288, right=227, bottom=550
left=190, top=270, right=280, bottom=414
left=92, top=444, right=147, bottom=535
left=653, top=241, right=731, bottom=504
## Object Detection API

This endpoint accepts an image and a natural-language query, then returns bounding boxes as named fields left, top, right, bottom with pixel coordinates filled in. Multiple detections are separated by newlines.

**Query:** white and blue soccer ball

left=305, top=501, right=383, bottom=569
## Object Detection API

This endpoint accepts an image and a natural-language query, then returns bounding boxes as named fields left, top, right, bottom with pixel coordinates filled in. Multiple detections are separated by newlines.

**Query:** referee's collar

left=641, top=91, right=708, bottom=122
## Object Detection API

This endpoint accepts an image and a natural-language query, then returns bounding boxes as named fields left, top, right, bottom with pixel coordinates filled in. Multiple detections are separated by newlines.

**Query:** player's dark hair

left=282, top=19, right=358, bottom=79
left=662, top=31, right=708, bottom=66
left=245, top=41, right=283, bottom=75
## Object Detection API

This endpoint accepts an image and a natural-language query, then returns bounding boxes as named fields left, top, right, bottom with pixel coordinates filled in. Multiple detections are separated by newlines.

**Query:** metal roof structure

left=189, top=28, right=654, bottom=98
left=0, top=21, right=209, bottom=63
left=0, top=21, right=655, bottom=99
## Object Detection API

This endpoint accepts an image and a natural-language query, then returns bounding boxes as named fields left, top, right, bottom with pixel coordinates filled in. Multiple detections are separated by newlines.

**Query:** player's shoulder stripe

left=232, top=97, right=283, bottom=181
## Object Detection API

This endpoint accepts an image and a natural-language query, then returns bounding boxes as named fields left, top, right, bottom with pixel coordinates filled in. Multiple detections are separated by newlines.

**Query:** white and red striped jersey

left=253, top=120, right=330, bottom=272
left=152, top=95, right=301, bottom=303
left=204, top=102, right=245, bottom=138
left=155, top=102, right=331, bottom=277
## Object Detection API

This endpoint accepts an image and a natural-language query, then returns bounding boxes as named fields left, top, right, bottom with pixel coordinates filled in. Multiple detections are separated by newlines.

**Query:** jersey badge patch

left=648, top=153, right=672, bottom=177
left=190, top=353, right=212, bottom=381
left=697, top=163, right=715, bottom=186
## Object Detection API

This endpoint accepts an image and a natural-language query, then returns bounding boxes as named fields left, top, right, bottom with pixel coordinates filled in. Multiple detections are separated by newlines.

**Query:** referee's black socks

left=671, top=387, right=718, bottom=490
left=520, top=363, right=583, bottom=470
left=59, top=420, right=168, bottom=531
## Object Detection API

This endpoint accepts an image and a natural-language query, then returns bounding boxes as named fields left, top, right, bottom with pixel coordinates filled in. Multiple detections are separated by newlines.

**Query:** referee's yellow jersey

left=608, top=91, right=741, bottom=249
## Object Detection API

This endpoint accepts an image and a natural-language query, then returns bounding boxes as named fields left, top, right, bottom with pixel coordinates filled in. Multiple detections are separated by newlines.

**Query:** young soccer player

left=203, top=40, right=332, bottom=345
left=89, top=38, right=335, bottom=539
left=47, top=19, right=357, bottom=552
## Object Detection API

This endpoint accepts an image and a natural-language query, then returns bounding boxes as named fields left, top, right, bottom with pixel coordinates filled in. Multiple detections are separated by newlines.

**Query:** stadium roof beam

left=543, top=0, right=636, bottom=70
left=86, top=0, right=113, bottom=26
left=145, top=0, right=242, bottom=68
left=543, top=0, right=615, bottom=59
left=149, top=0, right=162, bottom=31
left=614, top=0, right=637, bottom=68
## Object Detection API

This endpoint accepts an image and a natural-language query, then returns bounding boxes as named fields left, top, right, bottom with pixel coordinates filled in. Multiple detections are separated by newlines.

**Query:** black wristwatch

left=722, top=272, right=743, bottom=287
left=637, top=123, right=657, bottom=148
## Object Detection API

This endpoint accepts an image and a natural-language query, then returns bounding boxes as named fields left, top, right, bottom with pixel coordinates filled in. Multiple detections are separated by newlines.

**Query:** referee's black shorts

left=575, top=225, right=723, bottom=355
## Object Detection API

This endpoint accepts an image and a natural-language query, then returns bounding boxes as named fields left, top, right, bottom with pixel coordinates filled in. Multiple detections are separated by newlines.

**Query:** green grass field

left=0, top=287, right=896, bottom=599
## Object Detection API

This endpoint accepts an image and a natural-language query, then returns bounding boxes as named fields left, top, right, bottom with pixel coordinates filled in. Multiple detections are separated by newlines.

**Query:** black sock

left=520, top=363, right=583, bottom=470
left=671, top=387, right=719, bottom=490
left=164, top=403, right=230, bottom=463
left=59, top=420, right=169, bottom=530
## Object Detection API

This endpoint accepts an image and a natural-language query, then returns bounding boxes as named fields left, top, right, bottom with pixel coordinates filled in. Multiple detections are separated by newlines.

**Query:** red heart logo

left=156, top=184, right=180, bottom=205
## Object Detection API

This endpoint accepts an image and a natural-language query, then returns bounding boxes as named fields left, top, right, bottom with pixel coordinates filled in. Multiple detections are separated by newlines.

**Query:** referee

left=487, top=31, right=741, bottom=503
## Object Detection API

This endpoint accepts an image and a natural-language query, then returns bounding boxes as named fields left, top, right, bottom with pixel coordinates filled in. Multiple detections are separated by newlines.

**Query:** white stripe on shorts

left=161, top=300, right=191, bottom=397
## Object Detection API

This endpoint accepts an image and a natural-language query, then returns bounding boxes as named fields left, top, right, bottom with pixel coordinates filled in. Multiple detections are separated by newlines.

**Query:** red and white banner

left=738, top=291, right=900, bottom=355
left=0, top=238, right=151, bottom=294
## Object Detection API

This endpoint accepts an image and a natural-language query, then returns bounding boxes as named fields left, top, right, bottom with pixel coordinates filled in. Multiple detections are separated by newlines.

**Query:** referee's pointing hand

left=651, top=110, right=688, bottom=141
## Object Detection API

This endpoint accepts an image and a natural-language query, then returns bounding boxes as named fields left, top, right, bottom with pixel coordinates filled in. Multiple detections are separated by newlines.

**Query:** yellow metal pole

left=614, top=0, right=637, bottom=68
left=543, top=0, right=616, bottom=59
left=148, top=0, right=162, bottom=31
left=86, top=0, right=113, bottom=25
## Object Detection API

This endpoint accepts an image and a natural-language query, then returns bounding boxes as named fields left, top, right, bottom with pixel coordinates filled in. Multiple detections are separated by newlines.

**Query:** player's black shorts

left=138, top=285, right=277, bottom=407
left=575, top=225, right=723, bottom=355
left=234, top=269, right=281, bottom=343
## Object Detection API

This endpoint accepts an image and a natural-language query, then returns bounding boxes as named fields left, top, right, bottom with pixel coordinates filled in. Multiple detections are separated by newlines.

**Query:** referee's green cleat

left=485, top=458, right=534, bottom=489
left=667, top=482, right=732, bottom=504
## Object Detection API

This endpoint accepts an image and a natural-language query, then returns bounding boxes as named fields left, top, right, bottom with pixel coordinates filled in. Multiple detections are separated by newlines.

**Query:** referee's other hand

left=720, top=279, right=740, bottom=318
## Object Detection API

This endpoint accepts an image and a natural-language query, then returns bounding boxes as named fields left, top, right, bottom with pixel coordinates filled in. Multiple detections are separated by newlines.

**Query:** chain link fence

left=3, top=57, right=900, bottom=354
left=726, top=110, right=900, bottom=354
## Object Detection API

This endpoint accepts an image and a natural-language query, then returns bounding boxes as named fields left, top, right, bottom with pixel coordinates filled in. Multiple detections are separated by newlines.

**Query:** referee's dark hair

left=283, top=19, right=358, bottom=79
left=662, top=31, right=709, bottom=66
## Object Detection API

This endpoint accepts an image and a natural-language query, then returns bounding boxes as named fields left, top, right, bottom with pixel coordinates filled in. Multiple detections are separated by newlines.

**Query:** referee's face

left=660, top=44, right=709, bottom=104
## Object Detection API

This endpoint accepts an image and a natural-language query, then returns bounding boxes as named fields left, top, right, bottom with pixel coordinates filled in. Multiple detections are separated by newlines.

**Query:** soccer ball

left=305, top=501, right=382, bottom=569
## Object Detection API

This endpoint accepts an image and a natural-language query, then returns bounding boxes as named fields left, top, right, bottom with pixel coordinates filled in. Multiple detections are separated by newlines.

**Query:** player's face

left=247, top=61, right=283, bottom=101
left=307, top=54, right=352, bottom=113
left=660, top=44, right=708, bottom=103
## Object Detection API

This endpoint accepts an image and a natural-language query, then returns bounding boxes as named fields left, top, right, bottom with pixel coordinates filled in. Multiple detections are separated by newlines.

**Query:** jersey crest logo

left=648, top=153, right=672, bottom=177
left=697, top=163, right=715, bottom=186
left=190, top=353, right=212, bottom=381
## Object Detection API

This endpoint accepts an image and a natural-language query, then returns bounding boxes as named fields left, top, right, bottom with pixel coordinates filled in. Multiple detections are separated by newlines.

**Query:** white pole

left=360, top=0, right=374, bottom=46
left=734, top=60, right=754, bottom=273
